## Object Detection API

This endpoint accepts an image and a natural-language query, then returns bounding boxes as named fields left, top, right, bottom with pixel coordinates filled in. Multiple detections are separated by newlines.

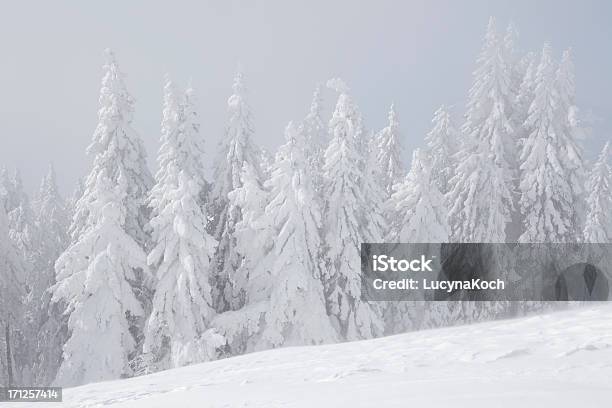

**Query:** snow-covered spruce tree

left=150, top=78, right=208, bottom=215
left=425, top=105, right=458, bottom=195
left=518, top=45, right=585, bottom=243
left=144, top=169, right=220, bottom=371
left=51, top=170, right=151, bottom=386
left=447, top=139, right=512, bottom=242
left=160, top=75, right=181, bottom=151
left=144, top=76, right=219, bottom=371
left=446, top=20, right=518, bottom=323
left=301, top=85, right=327, bottom=201
left=447, top=133, right=516, bottom=321
left=50, top=50, right=153, bottom=386
left=1, top=170, right=41, bottom=384
left=0, top=193, right=26, bottom=387
left=70, top=49, right=153, bottom=248
left=216, top=124, right=338, bottom=352
left=511, top=52, right=537, bottom=141
left=303, top=85, right=328, bottom=147
left=183, top=84, right=210, bottom=200
left=462, top=17, right=516, bottom=176
left=365, top=130, right=390, bottom=233
left=0, top=168, right=19, bottom=212
left=259, top=147, right=274, bottom=179
left=448, top=18, right=514, bottom=243
left=7, top=170, right=41, bottom=267
left=148, top=75, right=180, bottom=207
left=506, top=52, right=538, bottom=241
left=31, top=165, right=70, bottom=386
left=387, top=149, right=449, bottom=243
left=67, top=178, right=85, bottom=219
left=35, top=164, right=70, bottom=291
left=212, top=161, right=271, bottom=354
left=503, top=22, right=521, bottom=108
left=584, top=142, right=612, bottom=242
left=384, top=148, right=450, bottom=333
left=374, top=104, right=403, bottom=196
left=555, top=48, right=587, bottom=229
left=226, top=161, right=270, bottom=310
left=0, top=168, right=11, bottom=209
left=210, top=71, right=263, bottom=312
left=254, top=122, right=337, bottom=349
left=322, top=78, right=384, bottom=340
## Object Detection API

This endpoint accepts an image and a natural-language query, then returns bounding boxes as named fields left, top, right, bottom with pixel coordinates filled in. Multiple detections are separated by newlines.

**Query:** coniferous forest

left=0, top=17, right=610, bottom=388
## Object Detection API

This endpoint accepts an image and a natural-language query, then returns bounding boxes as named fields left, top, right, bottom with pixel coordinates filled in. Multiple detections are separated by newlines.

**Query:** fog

left=0, top=0, right=610, bottom=194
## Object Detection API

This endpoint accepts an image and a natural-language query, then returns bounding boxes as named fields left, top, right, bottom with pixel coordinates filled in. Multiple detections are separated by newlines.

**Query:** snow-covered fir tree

left=301, top=85, right=327, bottom=201
left=424, top=105, right=458, bottom=195
left=518, top=44, right=585, bottom=243
left=150, top=78, right=208, bottom=213
left=256, top=122, right=337, bottom=349
left=448, top=18, right=515, bottom=243
left=448, top=139, right=514, bottom=243
left=50, top=50, right=153, bottom=386
left=462, top=17, right=516, bottom=175
left=503, top=22, right=521, bottom=108
left=70, top=49, right=153, bottom=247
left=30, top=165, right=70, bottom=386
left=322, top=78, right=384, bottom=340
left=374, top=104, right=403, bottom=196
left=302, top=85, right=327, bottom=147
left=0, top=168, right=11, bottom=208
left=584, top=142, right=612, bottom=243
left=506, top=51, right=538, bottom=241
left=160, top=75, right=181, bottom=151
left=448, top=134, right=517, bottom=318
left=364, top=130, right=390, bottom=236
left=212, top=161, right=271, bottom=354
left=216, top=123, right=339, bottom=353
left=51, top=170, right=151, bottom=386
left=1, top=170, right=42, bottom=384
left=511, top=52, right=537, bottom=141
left=35, top=164, right=70, bottom=290
left=554, top=48, right=586, bottom=229
left=384, top=148, right=450, bottom=333
left=6, top=170, right=41, bottom=268
left=387, top=148, right=449, bottom=243
left=149, top=75, right=180, bottom=205
left=144, top=76, right=219, bottom=370
left=67, top=178, right=85, bottom=218
left=210, top=70, right=261, bottom=234
left=0, top=168, right=20, bottom=212
left=258, top=147, right=274, bottom=179
left=210, top=70, right=263, bottom=312
left=0, top=193, right=26, bottom=387
left=144, top=170, right=219, bottom=370
left=226, top=161, right=271, bottom=311
left=182, top=84, right=210, bottom=199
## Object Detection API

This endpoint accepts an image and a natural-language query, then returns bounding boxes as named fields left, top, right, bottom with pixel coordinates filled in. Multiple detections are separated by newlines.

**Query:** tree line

left=0, top=17, right=610, bottom=387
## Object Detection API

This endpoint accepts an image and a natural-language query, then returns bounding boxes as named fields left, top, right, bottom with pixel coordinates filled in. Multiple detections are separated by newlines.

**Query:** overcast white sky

left=1, top=0, right=610, bottom=195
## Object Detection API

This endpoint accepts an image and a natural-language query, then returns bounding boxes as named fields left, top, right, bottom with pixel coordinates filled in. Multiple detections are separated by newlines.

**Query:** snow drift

left=15, top=304, right=612, bottom=408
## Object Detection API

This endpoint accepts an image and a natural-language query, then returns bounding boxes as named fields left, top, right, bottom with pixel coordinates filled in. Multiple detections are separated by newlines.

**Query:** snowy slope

left=22, top=305, right=612, bottom=407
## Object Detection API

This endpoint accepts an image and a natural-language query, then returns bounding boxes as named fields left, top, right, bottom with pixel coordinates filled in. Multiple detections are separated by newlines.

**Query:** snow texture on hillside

left=16, top=304, right=612, bottom=408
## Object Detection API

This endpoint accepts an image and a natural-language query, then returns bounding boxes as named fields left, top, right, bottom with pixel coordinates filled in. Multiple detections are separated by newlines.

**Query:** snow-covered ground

left=22, top=304, right=612, bottom=407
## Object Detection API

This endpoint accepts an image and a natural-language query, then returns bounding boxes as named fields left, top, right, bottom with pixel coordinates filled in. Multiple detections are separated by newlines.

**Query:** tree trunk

left=5, top=319, right=13, bottom=387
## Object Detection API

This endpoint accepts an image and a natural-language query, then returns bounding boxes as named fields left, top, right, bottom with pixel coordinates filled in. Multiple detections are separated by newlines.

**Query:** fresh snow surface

left=24, top=305, right=612, bottom=407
